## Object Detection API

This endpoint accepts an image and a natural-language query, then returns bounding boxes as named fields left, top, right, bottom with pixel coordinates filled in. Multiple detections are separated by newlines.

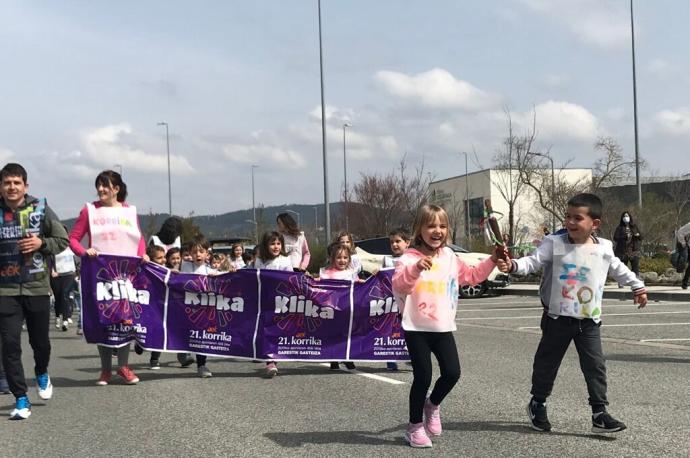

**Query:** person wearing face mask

left=613, top=211, right=643, bottom=281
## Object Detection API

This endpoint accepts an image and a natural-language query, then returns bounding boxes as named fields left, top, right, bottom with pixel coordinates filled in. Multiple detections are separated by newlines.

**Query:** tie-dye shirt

left=392, top=247, right=496, bottom=332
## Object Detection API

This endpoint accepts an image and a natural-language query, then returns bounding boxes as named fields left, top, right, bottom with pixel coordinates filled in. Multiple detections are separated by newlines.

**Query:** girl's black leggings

left=404, top=330, right=461, bottom=424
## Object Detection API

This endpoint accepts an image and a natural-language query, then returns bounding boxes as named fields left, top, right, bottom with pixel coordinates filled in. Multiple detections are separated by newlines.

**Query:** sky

left=2, top=0, right=689, bottom=219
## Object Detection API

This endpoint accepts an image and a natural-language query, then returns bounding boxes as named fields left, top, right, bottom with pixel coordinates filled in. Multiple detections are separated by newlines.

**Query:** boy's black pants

left=531, top=313, right=608, bottom=408
left=0, top=295, right=51, bottom=398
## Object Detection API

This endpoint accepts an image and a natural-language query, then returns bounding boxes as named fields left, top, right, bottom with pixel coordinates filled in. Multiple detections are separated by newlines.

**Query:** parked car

left=354, top=237, right=510, bottom=298
left=209, top=238, right=253, bottom=256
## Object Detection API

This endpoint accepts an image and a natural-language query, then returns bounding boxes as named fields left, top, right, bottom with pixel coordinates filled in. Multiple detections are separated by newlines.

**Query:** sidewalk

left=499, top=283, right=690, bottom=302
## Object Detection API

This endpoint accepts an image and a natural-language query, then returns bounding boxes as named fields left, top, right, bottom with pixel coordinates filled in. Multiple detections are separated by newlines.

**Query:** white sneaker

left=36, top=374, right=53, bottom=400
left=62, top=321, right=68, bottom=331
left=67, top=318, right=73, bottom=324
left=9, top=396, right=31, bottom=420
left=55, top=317, right=61, bottom=329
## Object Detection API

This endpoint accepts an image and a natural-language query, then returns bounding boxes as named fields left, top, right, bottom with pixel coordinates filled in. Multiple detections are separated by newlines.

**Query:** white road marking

left=457, top=311, right=690, bottom=321
left=639, top=338, right=690, bottom=342
left=458, top=303, right=690, bottom=313
left=519, top=322, right=690, bottom=330
left=318, top=363, right=406, bottom=385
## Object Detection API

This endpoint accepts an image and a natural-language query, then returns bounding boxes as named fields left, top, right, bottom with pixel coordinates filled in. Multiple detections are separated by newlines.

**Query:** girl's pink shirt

left=319, top=266, right=358, bottom=281
left=392, top=246, right=496, bottom=332
left=68, top=201, right=146, bottom=257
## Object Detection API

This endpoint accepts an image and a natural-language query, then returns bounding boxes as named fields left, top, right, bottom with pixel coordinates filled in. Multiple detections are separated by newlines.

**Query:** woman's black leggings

left=404, top=330, right=461, bottom=424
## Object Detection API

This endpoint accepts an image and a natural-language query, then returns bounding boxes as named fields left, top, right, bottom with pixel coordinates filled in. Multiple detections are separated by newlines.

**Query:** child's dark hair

left=146, top=244, right=165, bottom=259
left=95, top=170, right=128, bottom=202
left=230, top=243, right=244, bottom=259
left=327, top=242, right=351, bottom=267
left=241, top=251, right=254, bottom=264
left=567, top=193, right=603, bottom=220
left=0, top=163, right=28, bottom=183
left=188, top=234, right=210, bottom=251
left=389, top=227, right=411, bottom=242
left=258, top=231, right=286, bottom=261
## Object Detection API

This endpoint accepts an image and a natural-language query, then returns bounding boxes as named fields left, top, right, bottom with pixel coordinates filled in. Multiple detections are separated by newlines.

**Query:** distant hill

left=64, top=202, right=345, bottom=240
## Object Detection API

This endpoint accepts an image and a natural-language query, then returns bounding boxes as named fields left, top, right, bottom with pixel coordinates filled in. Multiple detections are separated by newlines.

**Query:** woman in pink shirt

left=69, top=170, right=146, bottom=386
left=392, top=204, right=503, bottom=448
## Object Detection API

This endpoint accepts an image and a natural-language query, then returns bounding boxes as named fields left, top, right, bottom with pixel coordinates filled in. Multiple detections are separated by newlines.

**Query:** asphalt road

left=2, top=295, right=689, bottom=457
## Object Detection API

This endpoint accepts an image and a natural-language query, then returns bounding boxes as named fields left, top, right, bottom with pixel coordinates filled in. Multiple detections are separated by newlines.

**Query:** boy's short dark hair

left=146, top=245, right=165, bottom=258
left=389, top=227, right=411, bottom=242
left=188, top=234, right=210, bottom=251
left=567, top=193, right=603, bottom=220
left=1, top=163, right=28, bottom=183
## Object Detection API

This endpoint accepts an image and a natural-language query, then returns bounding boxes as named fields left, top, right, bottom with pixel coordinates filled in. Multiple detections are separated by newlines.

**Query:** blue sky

left=1, top=0, right=689, bottom=219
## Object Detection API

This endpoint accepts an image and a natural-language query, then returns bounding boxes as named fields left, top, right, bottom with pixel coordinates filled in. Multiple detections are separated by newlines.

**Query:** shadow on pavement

left=443, top=420, right=617, bottom=441
left=264, top=430, right=403, bottom=448
left=605, top=353, right=689, bottom=364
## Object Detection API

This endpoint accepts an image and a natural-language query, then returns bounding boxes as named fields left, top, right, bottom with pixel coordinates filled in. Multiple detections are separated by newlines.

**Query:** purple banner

left=81, top=255, right=409, bottom=361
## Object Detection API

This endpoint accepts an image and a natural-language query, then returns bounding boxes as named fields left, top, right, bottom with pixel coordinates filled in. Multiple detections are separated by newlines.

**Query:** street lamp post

left=313, top=206, right=318, bottom=244
left=531, top=152, right=556, bottom=233
left=461, top=152, right=470, bottom=247
left=630, top=0, right=642, bottom=208
left=251, top=165, right=259, bottom=243
left=317, top=0, right=331, bottom=240
left=245, top=219, right=258, bottom=243
left=157, top=122, right=172, bottom=215
left=285, top=209, right=301, bottom=228
left=342, top=123, right=352, bottom=231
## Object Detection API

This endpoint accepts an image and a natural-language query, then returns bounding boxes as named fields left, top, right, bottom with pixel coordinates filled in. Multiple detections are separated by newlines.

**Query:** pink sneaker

left=405, top=422, right=432, bottom=448
left=424, top=399, right=442, bottom=436
left=116, top=366, right=140, bottom=384
left=96, top=370, right=112, bottom=386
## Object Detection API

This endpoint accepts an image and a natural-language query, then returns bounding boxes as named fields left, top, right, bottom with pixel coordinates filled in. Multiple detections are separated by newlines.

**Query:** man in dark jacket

left=0, top=163, right=68, bottom=420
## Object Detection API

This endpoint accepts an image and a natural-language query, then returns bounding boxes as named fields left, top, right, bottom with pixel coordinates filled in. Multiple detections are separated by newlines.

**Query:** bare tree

left=591, top=136, right=636, bottom=190
left=664, top=175, right=690, bottom=230
left=349, top=172, right=403, bottom=238
left=397, top=155, right=435, bottom=223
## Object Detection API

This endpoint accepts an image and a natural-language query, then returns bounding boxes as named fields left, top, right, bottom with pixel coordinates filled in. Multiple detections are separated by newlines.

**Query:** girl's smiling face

left=421, top=215, right=448, bottom=251
left=334, top=249, right=351, bottom=271
left=269, top=239, right=282, bottom=257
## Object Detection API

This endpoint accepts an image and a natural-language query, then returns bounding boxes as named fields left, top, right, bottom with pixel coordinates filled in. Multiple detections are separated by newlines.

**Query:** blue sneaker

left=386, top=362, right=399, bottom=371
left=10, top=396, right=31, bottom=420
left=0, top=376, right=9, bottom=394
left=36, top=373, right=53, bottom=400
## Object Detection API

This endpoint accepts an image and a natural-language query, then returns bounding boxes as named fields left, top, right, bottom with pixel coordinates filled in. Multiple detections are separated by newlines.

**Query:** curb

left=498, top=286, right=690, bottom=302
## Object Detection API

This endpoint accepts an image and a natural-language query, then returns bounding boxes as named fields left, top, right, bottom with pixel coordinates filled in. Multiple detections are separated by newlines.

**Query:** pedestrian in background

left=613, top=211, right=643, bottom=280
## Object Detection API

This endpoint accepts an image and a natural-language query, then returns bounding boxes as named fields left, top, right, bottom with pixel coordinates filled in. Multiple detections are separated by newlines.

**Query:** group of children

left=102, top=194, right=648, bottom=447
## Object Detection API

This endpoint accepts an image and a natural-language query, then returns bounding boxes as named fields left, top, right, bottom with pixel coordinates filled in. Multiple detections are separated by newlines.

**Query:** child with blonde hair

left=393, top=204, right=504, bottom=448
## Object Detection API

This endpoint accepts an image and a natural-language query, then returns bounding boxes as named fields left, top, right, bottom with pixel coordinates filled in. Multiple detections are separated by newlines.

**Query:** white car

left=355, top=237, right=510, bottom=298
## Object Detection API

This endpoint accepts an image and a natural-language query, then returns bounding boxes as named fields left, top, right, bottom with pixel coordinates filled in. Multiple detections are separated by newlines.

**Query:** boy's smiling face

left=565, top=205, right=600, bottom=243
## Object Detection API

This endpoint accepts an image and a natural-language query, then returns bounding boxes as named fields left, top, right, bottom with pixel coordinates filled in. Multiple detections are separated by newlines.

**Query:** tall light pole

left=531, top=152, right=556, bottom=233
left=630, top=0, right=642, bottom=208
left=157, top=122, right=172, bottom=215
left=342, top=122, right=352, bottom=231
left=317, top=0, right=331, bottom=240
left=461, top=152, right=470, bottom=246
left=313, top=206, right=318, bottom=244
left=251, top=165, right=259, bottom=243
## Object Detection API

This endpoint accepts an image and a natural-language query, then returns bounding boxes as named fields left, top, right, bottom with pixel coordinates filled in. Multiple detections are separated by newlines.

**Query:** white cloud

left=223, top=143, right=306, bottom=169
left=541, top=73, right=571, bottom=89
left=80, top=123, right=196, bottom=175
left=653, top=108, right=690, bottom=135
left=521, top=0, right=630, bottom=50
left=0, top=147, right=16, bottom=164
left=529, top=100, right=600, bottom=141
left=374, top=68, right=502, bottom=111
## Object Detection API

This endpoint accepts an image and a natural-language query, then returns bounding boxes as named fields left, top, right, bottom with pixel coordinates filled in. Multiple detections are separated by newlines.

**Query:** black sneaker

left=329, top=362, right=340, bottom=370
left=344, top=362, right=356, bottom=370
left=592, top=412, right=627, bottom=433
left=177, top=353, right=195, bottom=368
left=134, top=343, right=144, bottom=355
left=149, top=359, right=160, bottom=370
left=526, top=401, right=552, bottom=432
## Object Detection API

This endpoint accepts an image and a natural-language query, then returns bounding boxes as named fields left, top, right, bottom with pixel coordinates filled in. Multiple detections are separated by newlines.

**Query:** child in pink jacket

left=392, top=204, right=504, bottom=448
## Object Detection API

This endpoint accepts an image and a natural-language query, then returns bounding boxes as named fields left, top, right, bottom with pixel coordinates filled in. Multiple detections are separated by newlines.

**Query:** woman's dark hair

left=618, top=211, right=634, bottom=226
left=157, top=217, right=183, bottom=245
left=276, top=213, right=301, bottom=236
left=258, top=231, right=286, bottom=261
left=95, top=170, right=128, bottom=202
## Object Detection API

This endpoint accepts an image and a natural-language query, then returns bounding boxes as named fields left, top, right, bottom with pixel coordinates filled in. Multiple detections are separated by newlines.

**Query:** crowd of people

left=0, top=163, right=660, bottom=449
